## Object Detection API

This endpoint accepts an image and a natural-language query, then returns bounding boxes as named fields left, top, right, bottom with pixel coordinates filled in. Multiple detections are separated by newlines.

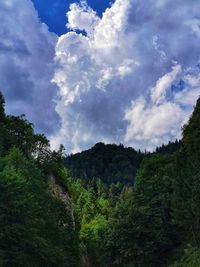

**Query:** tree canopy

left=1, top=92, right=200, bottom=267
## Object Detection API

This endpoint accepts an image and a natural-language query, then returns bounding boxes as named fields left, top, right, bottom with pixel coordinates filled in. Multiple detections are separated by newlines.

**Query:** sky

left=32, top=0, right=113, bottom=35
left=1, top=0, right=200, bottom=153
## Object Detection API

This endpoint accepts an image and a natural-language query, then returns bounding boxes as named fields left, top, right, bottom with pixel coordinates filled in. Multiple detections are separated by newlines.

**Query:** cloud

left=124, top=64, right=200, bottom=150
left=52, top=0, right=200, bottom=153
left=125, top=100, right=184, bottom=150
left=124, top=65, right=185, bottom=150
left=0, top=0, right=60, bottom=135
left=67, top=1, right=100, bottom=35
left=151, top=65, right=181, bottom=105
left=2, top=0, right=200, bottom=152
left=52, top=0, right=137, bottom=152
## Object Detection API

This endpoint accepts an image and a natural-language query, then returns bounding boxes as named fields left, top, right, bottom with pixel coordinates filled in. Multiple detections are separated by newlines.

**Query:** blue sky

left=32, top=0, right=112, bottom=35
left=1, top=0, right=200, bottom=153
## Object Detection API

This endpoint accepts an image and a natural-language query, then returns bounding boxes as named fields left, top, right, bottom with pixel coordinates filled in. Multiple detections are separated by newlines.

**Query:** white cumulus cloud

left=51, top=0, right=200, bottom=152
left=124, top=65, right=200, bottom=150
left=52, top=0, right=137, bottom=152
left=1, top=0, right=200, bottom=152
left=67, top=1, right=100, bottom=35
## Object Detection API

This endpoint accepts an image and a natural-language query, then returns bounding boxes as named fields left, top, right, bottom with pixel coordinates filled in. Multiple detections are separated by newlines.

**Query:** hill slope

left=65, top=141, right=182, bottom=185
left=0, top=92, right=80, bottom=266
left=65, top=142, right=144, bottom=184
left=1, top=89, right=200, bottom=267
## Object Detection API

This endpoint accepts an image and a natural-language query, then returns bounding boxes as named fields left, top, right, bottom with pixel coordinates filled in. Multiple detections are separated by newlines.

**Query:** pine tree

left=173, top=97, right=200, bottom=246
left=0, top=91, right=5, bottom=121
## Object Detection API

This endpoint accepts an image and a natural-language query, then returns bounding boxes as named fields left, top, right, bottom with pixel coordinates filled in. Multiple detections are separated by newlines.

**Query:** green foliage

left=0, top=148, right=79, bottom=266
left=173, top=98, right=200, bottom=246
left=65, top=142, right=144, bottom=184
left=105, top=155, right=177, bottom=267
left=63, top=176, right=111, bottom=266
left=0, top=92, right=5, bottom=121
left=1, top=90, right=200, bottom=267
left=0, top=92, right=80, bottom=267
left=155, top=140, right=182, bottom=155
left=170, top=249, right=200, bottom=267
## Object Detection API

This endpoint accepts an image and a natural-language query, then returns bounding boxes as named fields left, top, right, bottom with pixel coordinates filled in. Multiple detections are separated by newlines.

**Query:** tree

left=0, top=148, right=80, bottom=267
left=173, top=97, right=200, bottom=246
left=0, top=91, right=5, bottom=121
left=106, top=155, right=177, bottom=266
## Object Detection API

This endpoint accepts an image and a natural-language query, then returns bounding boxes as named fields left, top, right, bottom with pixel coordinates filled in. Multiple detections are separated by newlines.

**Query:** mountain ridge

left=64, top=140, right=182, bottom=185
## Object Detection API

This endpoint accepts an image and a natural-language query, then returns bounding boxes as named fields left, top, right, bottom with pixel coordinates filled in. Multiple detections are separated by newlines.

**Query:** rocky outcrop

left=48, top=174, right=75, bottom=229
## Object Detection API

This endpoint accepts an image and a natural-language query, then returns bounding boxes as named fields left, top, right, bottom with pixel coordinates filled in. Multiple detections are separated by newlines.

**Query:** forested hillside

left=1, top=91, right=200, bottom=267
left=65, top=143, right=144, bottom=184
left=0, top=93, right=80, bottom=266
left=65, top=141, right=181, bottom=185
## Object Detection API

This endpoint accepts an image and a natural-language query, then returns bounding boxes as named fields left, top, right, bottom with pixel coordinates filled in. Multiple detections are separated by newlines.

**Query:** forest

left=0, top=90, right=200, bottom=267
